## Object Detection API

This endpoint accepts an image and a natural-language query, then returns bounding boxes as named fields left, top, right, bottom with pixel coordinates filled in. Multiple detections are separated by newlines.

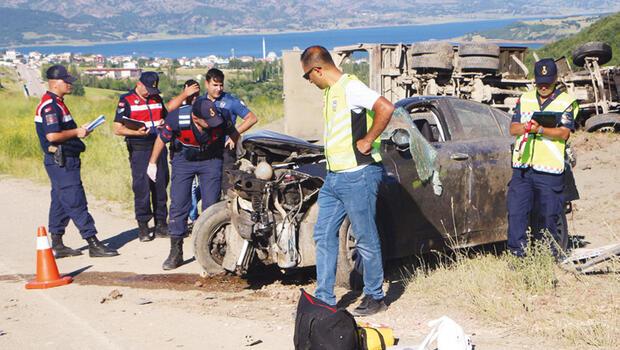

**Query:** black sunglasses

left=303, top=66, right=320, bottom=80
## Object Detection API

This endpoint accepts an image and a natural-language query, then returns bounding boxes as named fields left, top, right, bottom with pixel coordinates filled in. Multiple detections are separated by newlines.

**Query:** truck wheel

left=410, top=41, right=453, bottom=56
left=460, top=56, right=500, bottom=72
left=411, top=53, right=453, bottom=71
left=335, top=219, right=364, bottom=290
left=459, top=43, right=500, bottom=57
left=192, top=201, right=231, bottom=275
left=584, top=113, right=620, bottom=133
left=572, top=42, right=612, bottom=67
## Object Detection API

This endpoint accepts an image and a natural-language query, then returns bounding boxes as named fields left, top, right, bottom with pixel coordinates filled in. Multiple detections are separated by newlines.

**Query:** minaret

left=262, top=37, right=266, bottom=60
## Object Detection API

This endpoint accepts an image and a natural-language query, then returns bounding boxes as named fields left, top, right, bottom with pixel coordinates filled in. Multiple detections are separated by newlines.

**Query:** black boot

left=138, top=221, right=153, bottom=242
left=51, top=234, right=83, bottom=259
left=162, top=237, right=183, bottom=270
left=86, top=236, right=119, bottom=257
left=155, top=222, right=170, bottom=238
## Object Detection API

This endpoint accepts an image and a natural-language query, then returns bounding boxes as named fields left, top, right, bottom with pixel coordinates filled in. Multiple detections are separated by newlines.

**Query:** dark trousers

left=507, top=168, right=564, bottom=256
left=169, top=156, right=223, bottom=237
left=44, top=155, right=97, bottom=239
left=221, top=147, right=236, bottom=192
left=129, top=147, right=169, bottom=223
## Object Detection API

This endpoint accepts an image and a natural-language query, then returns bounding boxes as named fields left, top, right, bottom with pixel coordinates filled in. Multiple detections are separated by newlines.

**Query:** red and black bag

left=293, top=289, right=359, bottom=350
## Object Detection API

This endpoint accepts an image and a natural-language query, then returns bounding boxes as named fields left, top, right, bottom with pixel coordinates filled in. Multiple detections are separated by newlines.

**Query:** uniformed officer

left=507, top=58, right=578, bottom=258
left=113, top=72, right=199, bottom=242
left=35, top=65, right=119, bottom=258
left=187, top=68, right=259, bottom=218
left=147, top=98, right=240, bottom=270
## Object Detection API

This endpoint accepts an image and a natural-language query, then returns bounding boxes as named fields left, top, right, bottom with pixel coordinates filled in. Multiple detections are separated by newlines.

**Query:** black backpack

left=294, top=289, right=359, bottom=350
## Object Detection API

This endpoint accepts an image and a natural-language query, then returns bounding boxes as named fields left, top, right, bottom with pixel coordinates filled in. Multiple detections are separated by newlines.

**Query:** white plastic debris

left=417, top=316, right=472, bottom=350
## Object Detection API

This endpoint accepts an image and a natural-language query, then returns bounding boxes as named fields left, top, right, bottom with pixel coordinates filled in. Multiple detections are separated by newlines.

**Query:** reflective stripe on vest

left=126, top=92, right=164, bottom=123
left=176, top=106, right=200, bottom=148
left=323, top=74, right=381, bottom=172
left=511, top=90, right=574, bottom=174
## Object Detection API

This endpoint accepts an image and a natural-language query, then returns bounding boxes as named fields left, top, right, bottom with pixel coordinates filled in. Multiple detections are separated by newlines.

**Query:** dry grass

left=0, top=67, right=134, bottom=204
left=402, top=240, right=620, bottom=349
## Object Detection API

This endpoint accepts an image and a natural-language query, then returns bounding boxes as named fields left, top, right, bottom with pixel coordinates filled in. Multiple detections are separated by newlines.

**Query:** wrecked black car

left=191, top=97, right=571, bottom=286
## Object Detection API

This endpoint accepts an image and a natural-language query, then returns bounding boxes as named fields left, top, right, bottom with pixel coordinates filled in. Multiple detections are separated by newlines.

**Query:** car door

left=441, top=99, right=513, bottom=246
left=379, top=100, right=472, bottom=258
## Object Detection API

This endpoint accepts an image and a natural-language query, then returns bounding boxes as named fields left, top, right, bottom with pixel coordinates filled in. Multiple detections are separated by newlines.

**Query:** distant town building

left=84, top=67, right=142, bottom=80
left=95, top=55, right=105, bottom=66
left=28, top=51, right=42, bottom=62
left=123, top=62, right=137, bottom=69
left=4, top=50, right=18, bottom=61
left=265, top=51, right=278, bottom=62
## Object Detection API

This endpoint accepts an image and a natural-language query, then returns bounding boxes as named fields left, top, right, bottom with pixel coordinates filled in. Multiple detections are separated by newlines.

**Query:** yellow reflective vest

left=323, top=74, right=381, bottom=171
left=511, top=90, right=577, bottom=174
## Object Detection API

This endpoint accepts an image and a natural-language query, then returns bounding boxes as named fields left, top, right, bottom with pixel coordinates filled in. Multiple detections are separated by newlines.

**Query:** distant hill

left=534, top=12, right=620, bottom=67
left=464, top=15, right=602, bottom=42
left=1, top=0, right=620, bottom=47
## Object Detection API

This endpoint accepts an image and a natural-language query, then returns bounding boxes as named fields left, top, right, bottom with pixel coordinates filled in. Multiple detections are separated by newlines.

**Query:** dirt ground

left=0, top=131, right=618, bottom=349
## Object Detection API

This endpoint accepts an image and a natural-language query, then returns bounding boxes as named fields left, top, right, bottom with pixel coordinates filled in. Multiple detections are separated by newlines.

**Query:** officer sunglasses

left=303, top=66, right=321, bottom=80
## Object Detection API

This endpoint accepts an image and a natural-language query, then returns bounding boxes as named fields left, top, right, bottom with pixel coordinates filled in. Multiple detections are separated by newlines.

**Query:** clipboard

left=122, top=117, right=147, bottom=130
left=531, top=112, right=561, bottom=128
left=85, top=115, right=106, bottom=132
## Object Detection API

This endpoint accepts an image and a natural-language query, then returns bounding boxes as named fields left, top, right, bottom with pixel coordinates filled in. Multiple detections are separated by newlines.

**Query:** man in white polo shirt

left=300, top=45, right=395, bottom=316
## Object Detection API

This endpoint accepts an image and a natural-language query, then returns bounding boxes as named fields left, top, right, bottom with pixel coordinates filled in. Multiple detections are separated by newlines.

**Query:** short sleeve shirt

left=34, top=91, right=85, bottom=154
left=345, top=79, right=380, bottom=114
left=213, top=92, right=251, bottom=125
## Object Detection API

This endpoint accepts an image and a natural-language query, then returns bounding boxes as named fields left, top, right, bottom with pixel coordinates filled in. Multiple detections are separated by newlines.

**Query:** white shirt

left=334, top=76, right=381, bottom=173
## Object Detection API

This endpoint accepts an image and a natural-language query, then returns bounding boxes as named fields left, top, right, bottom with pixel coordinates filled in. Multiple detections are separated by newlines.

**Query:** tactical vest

left=124, top=91, right=164, bottom=127
left=511, top=90, right=575, bottom=174
left=175, top=105, right=223, bottom=149
left=323, top=74, right=381, bottom=172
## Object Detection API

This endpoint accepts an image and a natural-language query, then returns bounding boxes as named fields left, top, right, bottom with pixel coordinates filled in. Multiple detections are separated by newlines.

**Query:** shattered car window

left=381, top=108, right=442, bottom=196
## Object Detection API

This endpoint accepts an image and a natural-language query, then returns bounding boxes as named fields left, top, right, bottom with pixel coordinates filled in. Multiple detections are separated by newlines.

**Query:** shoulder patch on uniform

left=44, top=106, right=52, bottom=113
left=239, top=100, right=246, bottom=106
left=118, top=101, right=125, bottom=107
left=46, top=114, right=58, bottom=125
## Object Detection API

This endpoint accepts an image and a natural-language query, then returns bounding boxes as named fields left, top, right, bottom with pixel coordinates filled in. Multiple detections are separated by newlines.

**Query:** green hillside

left=533, top=11, right=620, bottom=67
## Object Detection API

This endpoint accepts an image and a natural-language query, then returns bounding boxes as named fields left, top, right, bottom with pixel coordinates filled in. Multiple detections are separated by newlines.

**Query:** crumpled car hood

left=240, top=130, right=324, bottom=159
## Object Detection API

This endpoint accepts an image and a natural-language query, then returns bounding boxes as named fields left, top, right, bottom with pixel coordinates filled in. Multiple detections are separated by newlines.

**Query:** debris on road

left=136, top=298, right=153, bottom=305
left=244, top=335, right=262, bottom=346
left=100, top=289, right=123, bottom=304
left=562, top=242, right=620, bottom=274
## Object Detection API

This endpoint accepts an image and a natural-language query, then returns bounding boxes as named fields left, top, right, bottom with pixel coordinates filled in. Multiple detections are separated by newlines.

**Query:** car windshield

left=448, top=99, right=503, bottom=138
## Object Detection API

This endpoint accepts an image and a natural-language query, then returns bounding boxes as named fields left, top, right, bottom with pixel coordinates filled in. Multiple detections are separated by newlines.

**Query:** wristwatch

left=537, top=126, right=544, bottom=135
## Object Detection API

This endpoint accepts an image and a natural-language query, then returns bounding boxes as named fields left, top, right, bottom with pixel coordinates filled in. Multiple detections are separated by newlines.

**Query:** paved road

left=16, top=63, right=45, bottom=98
left=0, top=176, right=296, bottom=349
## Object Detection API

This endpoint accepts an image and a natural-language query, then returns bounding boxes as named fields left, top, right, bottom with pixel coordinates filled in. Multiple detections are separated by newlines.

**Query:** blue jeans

left=313, top=163, right=385, bottom=306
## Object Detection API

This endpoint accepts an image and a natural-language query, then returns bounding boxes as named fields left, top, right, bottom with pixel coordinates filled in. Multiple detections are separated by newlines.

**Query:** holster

left=48, top=145, right=65, bottom=167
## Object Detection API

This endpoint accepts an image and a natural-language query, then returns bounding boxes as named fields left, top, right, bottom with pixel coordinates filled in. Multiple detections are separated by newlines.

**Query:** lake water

left=14, top=19, right=541, bottom=58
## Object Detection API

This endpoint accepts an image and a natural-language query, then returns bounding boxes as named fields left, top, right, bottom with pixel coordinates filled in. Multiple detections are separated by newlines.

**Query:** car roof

left=394, top=96, right=448, bottom=108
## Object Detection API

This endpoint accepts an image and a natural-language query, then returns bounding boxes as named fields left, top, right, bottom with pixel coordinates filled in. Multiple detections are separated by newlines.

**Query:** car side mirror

left=390, top=128, right=411, bottom=150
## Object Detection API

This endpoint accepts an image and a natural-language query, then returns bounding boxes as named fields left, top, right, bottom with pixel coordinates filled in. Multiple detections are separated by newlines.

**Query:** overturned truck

left=328, top=41, right=619, bottom=132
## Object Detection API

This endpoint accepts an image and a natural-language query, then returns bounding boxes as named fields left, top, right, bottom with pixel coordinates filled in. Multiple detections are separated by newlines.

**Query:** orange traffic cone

left=25, top=226, right=73, bottom=289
